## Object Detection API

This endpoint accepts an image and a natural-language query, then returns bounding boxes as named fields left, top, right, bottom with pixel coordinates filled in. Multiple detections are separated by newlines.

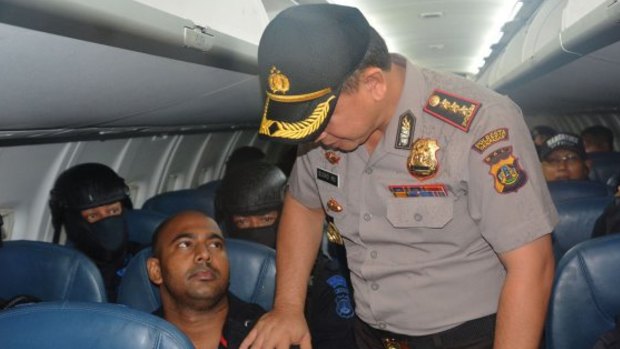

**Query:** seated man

left=531, top=125, right=557, bottom=154
left=146, top=211, right=265, bottom=349
left=217, top=161, right=356, bottom=349
left=581, top=125, right=615, bottom=153
left=49, top=163, right=134, bottom=301
left=540, top=133, right=591, bottom=182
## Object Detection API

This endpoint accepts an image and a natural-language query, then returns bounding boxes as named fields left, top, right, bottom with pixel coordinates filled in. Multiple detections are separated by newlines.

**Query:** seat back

left=0, top=301, right=193, bottom=349
left=0, top=240, right=107, bottom=302
left=588, top=152, right=620, bottom=185
left=118, top=238, right=276, bottom=312
left=125, top=209, right=168, bottom=246
left=552, top=196, right=613, bottom=261
left=547, top=180, right=610, bottom=204
left=546, top=234, right=620, bottom=349
left=142, top=189, right=216, bottom=217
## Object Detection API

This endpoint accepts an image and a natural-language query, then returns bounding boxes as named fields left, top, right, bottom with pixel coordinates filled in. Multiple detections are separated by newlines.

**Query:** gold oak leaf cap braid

left=257, top=4, right=372, bottom=144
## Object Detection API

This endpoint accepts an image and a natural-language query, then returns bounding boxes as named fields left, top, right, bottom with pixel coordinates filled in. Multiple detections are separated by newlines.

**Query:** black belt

left=368, top=314, right=496, bottom=349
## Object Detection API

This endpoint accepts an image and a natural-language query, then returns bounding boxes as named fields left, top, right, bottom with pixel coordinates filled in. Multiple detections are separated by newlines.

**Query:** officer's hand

left=239, top=308, right=311, bottom=349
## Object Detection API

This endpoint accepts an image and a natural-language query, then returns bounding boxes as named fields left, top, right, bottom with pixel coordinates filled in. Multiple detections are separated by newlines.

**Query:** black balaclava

left=49, top=163, right=133, bottom=279
left=217, top=161, right=287, bottom=249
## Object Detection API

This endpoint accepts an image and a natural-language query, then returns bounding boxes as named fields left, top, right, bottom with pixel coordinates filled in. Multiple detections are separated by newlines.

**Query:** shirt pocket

left=386, top=198, right=454, bottom=228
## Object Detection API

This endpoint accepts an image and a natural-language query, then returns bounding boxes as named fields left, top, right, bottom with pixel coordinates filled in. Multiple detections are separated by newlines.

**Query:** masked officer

left=49, top=163, right=133, bottom=301
left=241, top=4, right=557, bottom=349
left=217, top=161, right=356, bottom=348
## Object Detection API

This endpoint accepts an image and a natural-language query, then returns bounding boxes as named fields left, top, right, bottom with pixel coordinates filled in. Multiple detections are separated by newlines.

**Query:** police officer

left=241, top=4, right=557, bottom=349
left=217, top=161, right=357, bottom=349
left=49, top=163, right=133, bottom=301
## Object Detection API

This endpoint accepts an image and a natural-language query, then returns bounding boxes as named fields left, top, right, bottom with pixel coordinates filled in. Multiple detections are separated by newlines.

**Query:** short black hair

left=341, top=27, right=391, bottom=93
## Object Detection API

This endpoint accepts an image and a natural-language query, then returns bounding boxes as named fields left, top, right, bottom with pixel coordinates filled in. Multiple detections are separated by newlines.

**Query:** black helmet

left=216, top=161, right=287, bottom=248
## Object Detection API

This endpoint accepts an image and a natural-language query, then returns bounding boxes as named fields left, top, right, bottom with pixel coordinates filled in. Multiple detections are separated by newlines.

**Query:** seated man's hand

left=240, top=308, right=311, bottom=349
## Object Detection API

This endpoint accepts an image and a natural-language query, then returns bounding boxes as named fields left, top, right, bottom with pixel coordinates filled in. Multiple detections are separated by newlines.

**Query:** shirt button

left=414, top=213, right=423, bottom=222
left=370, top=250, right=378, bottom=259
left=365, top=167, right=373, bottom=174
left=363, top=213, right=372, bottom=221
left=371, top=283, right=379, bottom=291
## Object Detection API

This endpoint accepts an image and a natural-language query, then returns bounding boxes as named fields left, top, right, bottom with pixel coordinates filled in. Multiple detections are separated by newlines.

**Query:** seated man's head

left=531, top=125, right=557, bottom=147
left=540, top=133, right=590, bottom=182
left=216, top=162, right=287, bottom=249
left=49, top=163, right=132, bottom=265
left=581, top=125, right=614, bottom=153
left=147, top=211, right=229, bottom=311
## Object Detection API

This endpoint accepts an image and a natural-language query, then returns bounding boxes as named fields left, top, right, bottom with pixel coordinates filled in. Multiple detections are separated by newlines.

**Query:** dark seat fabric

left=588, top=152, right=620, bottom=186
left=547, top=180, right=610, bottom=204
left=118, top=238, right=276, bottom=312
left=0, top=240, right=106, bottom=302
left=142, top=188, right=217, bottom=217
left=552, top=196, right=613, bottom=262
left=0, top=301, right=193, bottom=349
left=546, top=234, right=620, bottom=349
left=125, top=209, right=168, bottom=247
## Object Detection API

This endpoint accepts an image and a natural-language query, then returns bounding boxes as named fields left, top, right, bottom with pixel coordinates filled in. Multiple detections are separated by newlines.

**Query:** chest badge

left=325, top=151, right=341, bottom=165
left=407, top=138, right=440, bottom=180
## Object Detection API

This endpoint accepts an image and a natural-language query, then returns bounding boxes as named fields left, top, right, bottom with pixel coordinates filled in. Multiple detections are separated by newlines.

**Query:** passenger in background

left=531, top=125, right=557, bottom=154
left=49, top=163, right=134, bottom=301
left=146, top=211, right=265, bottom=349
left=217, top=161, right=357, bottom=349
left=581, top=125, right=615, bottom=153
left=540, top=133, right=591, bottom=182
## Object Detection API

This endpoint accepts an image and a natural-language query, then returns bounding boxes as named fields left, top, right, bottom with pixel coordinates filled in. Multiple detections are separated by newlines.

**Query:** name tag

left=317, top=168, right=339, bottom=187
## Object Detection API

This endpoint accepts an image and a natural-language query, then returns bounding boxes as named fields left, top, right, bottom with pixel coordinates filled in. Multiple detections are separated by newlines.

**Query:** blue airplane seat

left=118, top=238, right=276, bottom=312
left=552, top=196, right=613, bottom=262
left=142, top=188, right=216, bottom=217
left=0, top=301, right=193, bottom=349
left=588, top=152, right=620, bottom=186
left=546, top=234, right=620, bottom=349
left=0, top=240, right=107, bottom=302
left=547, top=180, right=611, bottom=204
left=125, top=209, right=168, bottom=246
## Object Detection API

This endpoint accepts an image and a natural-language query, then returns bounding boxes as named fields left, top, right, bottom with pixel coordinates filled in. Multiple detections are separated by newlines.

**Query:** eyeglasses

left=543, top=154, right=582, bottom=166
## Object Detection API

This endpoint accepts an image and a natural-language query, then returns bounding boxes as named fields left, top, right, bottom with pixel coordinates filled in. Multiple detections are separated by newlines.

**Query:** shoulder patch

left=484, top=146, right=528, bottom=194
left=472, top=128, right=509, bottom=153
left=424, top=89, right=481, bottom=132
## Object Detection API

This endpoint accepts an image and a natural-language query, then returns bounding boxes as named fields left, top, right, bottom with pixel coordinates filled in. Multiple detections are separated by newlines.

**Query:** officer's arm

left=240, top=192, right=325, bottom=349
left=494, top=234, right=554, bottom=349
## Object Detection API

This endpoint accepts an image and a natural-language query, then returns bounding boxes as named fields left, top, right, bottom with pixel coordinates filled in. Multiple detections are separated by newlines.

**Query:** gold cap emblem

left=407, top=138, right=440, bottom=180
left=268, top=67, right=290, bottom=94
left=326, top=199, right=343, bottom=213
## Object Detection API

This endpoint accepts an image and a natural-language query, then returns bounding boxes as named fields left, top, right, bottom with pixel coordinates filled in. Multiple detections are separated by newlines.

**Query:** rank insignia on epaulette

left=325, top=151, right=340, bottom=165
left=472, top=128, right=509, bottom=154
left=484, top=146, right=528, bottom=193
left=395, top=111, right=415, bottom=150
left=424, top=89, right=481, bottom=132
left=407, top=138, right=440, bottom=180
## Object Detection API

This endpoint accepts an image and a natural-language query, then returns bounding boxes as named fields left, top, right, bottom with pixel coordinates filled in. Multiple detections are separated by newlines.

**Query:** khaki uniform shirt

left=288, top=56, right=558, bottom=336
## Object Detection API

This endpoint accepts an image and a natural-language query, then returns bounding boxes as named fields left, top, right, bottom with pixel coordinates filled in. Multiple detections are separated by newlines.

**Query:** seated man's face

left=80, top=201, right=123, bottom=223
left=542, top=149, right=590, bottom=182
left=148, top=212, right=229, bottom=309
left=231, top=210, right=279, bottom=230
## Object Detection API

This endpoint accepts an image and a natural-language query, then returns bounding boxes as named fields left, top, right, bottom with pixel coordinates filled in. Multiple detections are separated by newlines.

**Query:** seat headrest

left=142, top=189, right=216, bottom=217
left=0, top=301, right=193, bottom=349
left=552, top=196, right=613, bottom=261
left=547, top=180, right=610, bottom=204
left=0, top=240, right=106, bottom=302
left=547, top=234, right=620, bottom=349
left=118, top=238, right=276, bottom=312
left=125, top=209, right=168, bottom=246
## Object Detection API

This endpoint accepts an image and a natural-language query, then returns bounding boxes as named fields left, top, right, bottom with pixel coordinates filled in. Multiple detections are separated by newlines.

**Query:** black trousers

left=354, top=315, right=495, bottom=349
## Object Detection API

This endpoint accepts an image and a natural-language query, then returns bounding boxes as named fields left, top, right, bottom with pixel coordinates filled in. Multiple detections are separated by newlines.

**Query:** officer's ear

left=361, top=67, right=387, bottom=101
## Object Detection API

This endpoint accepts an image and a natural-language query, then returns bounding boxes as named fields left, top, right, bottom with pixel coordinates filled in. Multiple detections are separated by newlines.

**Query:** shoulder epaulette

left=423, top=89, right=481, bottom=132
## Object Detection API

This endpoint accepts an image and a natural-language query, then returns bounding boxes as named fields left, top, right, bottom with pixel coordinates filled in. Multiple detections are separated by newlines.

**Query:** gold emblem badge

left=407, top=138, right=440, bottom=180
left=382, top=338, right=401, bottom=349
left=484, top=146, right=528, bottom=193
left=326, top=199, right=343, bottom=213
left=268, top=66, right=289, bottom=94
left=326, top=221, right=344, bottom=245
left=325, top=151, right=340, bottom=165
